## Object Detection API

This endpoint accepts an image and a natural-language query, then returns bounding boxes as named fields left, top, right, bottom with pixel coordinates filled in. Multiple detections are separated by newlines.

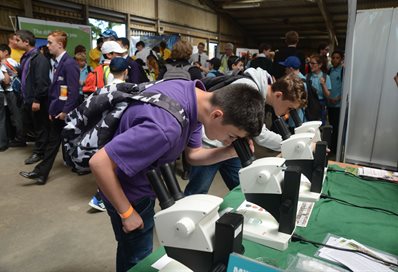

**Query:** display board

left=18, top=17, right=91, bottom=57
left=344, top=8, right=398, bottom=170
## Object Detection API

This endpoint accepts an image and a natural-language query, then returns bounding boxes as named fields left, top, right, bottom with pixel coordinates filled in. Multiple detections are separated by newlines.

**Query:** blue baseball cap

left=279, top=56, right=301, bottom=69
left=110, top=57, right=129, bottom=73
left=101, top=29, right=118, bottom=39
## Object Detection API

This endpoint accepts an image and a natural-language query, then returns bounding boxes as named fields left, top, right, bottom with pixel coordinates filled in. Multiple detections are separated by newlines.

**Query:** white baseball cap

left=101, top=41, right=127, bottom=54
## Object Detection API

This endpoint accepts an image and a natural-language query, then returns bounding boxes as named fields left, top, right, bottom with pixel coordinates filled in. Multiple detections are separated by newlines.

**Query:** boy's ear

left=274, top=91, right=283, bottom=100
left=210, top=109, right=224, bottom=120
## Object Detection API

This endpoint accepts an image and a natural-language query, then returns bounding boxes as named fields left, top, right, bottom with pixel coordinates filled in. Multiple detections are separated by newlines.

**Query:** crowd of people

left=0, top=28, right=344, bottom=271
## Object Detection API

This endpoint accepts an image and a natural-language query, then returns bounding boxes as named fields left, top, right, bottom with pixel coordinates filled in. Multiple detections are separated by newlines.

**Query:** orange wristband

left=119, top=206, right=134, bottom=219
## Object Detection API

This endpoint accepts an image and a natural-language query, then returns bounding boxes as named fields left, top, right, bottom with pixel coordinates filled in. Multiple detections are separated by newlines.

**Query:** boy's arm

left=89, top=148, right=144, bottom=233
left=185, top=145, right=237, bottom=166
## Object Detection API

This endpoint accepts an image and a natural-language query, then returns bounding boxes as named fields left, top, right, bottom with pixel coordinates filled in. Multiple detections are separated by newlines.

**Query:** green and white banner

left=18, top=17, right=91, bottom=56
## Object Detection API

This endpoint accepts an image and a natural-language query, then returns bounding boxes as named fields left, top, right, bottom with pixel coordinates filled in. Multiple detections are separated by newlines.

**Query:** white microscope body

left=237, top=157, right=301, bottom=251
left=148, top=164, right=244, bottom=272
left=281, top=132, right=325, bottom=202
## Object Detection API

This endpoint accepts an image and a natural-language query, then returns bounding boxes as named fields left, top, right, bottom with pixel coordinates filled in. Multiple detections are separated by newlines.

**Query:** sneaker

left=89, top=195, right=106, bottom=212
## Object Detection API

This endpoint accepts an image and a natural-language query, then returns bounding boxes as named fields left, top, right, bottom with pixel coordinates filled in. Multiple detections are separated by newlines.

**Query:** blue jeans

left=104, top=197, right=155, bottom=272
left=184, top=157, right=241, bottom=196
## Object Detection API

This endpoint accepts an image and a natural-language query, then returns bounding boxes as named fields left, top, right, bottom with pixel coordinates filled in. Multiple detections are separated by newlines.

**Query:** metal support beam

left=336, top=0, right=357, bottom=162
left=83, top=4, right=89, bottom=25
left=316, top=0, right=338, bottom=48
left=126, top=13, right=131, bottom=41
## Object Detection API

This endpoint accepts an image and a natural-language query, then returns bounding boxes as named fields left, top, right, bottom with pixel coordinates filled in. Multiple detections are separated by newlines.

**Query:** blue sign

left=227, top=253, right=282, bottom=272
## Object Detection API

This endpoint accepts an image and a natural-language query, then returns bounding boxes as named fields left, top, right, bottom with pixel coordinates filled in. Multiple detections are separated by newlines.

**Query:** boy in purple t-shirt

left=89, top=79, right=264, bottom=271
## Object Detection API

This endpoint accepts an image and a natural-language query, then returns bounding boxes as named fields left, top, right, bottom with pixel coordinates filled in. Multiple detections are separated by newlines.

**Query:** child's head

left=309, top=54, right=323, bottom=73
left=331, top=50, right=344, bottom=68
left=171, top=40, right=192, bottom=61
left=207, top=57, right=221, bottom=70
left=110, top=57, right=128, bottom=79
left=278, top=56, right=301, bottom=75
left=227, top=56, right=244, bottom=72
left=101, top=41, right=126, bottom=60
left=74, top=52, right=87, bottom=68
left=208, top=83, right=265, bottom=140
left=269, top=73, right=306, bottom=116
left=0, top=44, right=11, bottom=60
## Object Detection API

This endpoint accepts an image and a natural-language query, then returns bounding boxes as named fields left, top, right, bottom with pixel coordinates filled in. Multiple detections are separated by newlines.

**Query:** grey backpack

left=163, top=64, right=192, bottom=80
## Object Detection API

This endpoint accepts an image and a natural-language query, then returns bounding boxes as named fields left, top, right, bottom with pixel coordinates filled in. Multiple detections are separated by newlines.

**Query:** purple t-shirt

left=104, top=80, right=204, bottom=203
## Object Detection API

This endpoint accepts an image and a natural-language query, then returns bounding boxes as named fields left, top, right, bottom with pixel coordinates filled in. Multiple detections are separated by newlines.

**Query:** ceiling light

left=222, top=3, right=261, bottom=9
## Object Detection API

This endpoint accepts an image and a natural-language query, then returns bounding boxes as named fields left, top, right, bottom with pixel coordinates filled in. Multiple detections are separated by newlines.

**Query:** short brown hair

left=48, top=30, right=68, bottom=48
left=271, top=73, right=307, bottom=107
left=285, top=31, right=299, bottom=45
left=171, top=40, right=192, bottom=60
left=74, top=52, right=86, bottom=61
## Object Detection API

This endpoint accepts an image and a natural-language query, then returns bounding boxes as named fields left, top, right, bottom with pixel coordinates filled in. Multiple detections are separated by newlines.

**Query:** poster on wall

left=18, top=17, right=91, bottom=57
left=236, top=48, right=259, bottom=58
left=131, top=34, right=180, bottom=56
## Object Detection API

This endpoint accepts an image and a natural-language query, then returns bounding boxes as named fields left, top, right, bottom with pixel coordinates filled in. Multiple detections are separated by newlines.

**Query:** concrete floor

left=0, top=143, right=273, bottom=271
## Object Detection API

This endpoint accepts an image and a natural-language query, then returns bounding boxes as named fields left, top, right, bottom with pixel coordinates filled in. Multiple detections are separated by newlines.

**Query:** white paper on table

left=320, top=247, right=393, bottom=272
left=318, top=237, right=396, bottom=272
left=296, top=201, right=314, bottom=227
left=151, top=254, right=172, bottom=270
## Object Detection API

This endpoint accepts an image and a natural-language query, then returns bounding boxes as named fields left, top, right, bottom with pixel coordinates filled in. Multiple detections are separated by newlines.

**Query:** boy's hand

left=320, top=76, right=326, bottom=85
left=32, top=102, right=40, bottom=112
left=122, top=209, right=144, bottom=233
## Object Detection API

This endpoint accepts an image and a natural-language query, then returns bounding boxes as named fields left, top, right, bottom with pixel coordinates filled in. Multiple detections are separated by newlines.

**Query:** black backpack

left=62, top=81, right=187, bottom=172
left=303, top=74, right=325, bottom=121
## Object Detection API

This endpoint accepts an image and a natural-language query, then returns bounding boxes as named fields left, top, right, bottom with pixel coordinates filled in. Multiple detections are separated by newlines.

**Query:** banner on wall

left=131, top=34, right=180, bottom=56
left=236, top=48, right=259, bottom=58
left=18, top=17, right=91, bottom=56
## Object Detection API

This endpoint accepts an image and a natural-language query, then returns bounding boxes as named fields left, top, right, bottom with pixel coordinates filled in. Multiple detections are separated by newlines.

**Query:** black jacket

left=21, top=50, right=51, bottom=105
left=272, top=46, right=305, bottom=79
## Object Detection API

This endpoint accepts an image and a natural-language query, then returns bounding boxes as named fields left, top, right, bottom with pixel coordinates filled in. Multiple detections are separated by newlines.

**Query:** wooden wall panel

left=82, top=0, right=156, bottom=19
left=159, top=0, right=217, bottom=33
left=0, top=1, right=23, bottom=44
left=1, top=0, right=247, bottom=47
left=32, top=1, right=85, bottom=24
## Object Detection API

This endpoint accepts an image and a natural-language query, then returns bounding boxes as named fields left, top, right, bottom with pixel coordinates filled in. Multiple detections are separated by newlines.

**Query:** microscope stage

left=236, top=201, right=293, bottom=251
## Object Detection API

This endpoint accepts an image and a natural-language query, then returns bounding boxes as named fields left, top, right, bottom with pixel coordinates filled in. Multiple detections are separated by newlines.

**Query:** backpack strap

left=130, top=91, right=187, bottom=129
left=103, top=65, right=111, bottom=85
left=113, top=81, right=187, bottom=129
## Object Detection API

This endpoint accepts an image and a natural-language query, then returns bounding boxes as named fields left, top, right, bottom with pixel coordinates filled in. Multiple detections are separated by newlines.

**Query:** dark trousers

left=34, top=118, right=65, bottom=179
left=22, top=102, right=49, bottom=155
left=104, top=197, right=155, bottom=272
left=328, top=107, right=341, bottom=154
left=4, top=92, right=24, bottom=141
left=185, top=157, right=241, bottom=195
left=0, top=93, right=8, bottom=148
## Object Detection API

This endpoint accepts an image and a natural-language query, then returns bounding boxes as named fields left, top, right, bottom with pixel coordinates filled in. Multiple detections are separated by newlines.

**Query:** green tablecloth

left=131, top=165, right=398, bottom=271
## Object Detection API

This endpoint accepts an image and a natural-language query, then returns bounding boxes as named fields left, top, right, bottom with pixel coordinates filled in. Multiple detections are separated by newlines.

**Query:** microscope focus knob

left=175, top=217, right=195, bottom=237
left=307, top=127, right=316, bottom=134
left=257, top=170, right=271, bottom=183
left=295, top=141, right=306, bottom=152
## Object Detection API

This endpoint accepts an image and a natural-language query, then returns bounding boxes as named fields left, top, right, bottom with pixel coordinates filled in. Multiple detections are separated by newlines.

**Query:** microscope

left=147, top=163, right=244, bottom=272
left=274, top=115, right=328, bottom=202
left=290, top=109, right=332, bottom=176
left=233, top=139, right=302, bottom=251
